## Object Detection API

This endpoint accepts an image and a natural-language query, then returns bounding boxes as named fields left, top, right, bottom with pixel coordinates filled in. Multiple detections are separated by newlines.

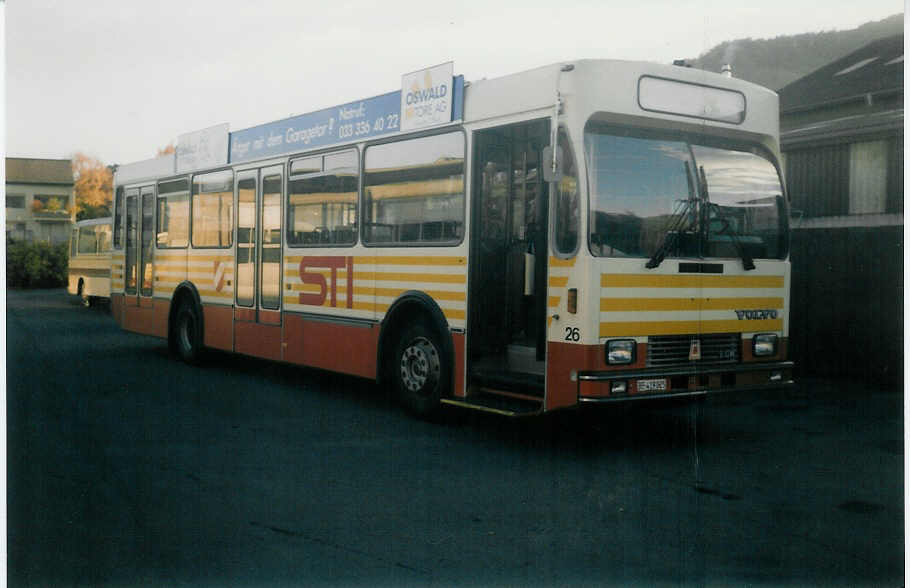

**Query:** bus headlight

left=752, top=333, right=778, bottom=357
left=606, top=339, right=635, bottom=365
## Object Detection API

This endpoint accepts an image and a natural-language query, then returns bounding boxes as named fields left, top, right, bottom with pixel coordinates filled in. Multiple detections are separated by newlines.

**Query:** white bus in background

left=68, top=217, right=112, bottom=306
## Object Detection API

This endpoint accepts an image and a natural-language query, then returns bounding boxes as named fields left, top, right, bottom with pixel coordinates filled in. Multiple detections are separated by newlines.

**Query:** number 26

left=564, top=327, right=580, bottom=342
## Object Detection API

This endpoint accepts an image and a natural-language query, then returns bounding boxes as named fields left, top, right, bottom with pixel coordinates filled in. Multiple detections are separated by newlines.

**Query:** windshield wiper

left=699, top=165, right=755, bottom=271
left=646, top=161, right=698, bottom=269
left=706, top=202, right=755, bottom=270
left=645, top=196, right=698, bottom=269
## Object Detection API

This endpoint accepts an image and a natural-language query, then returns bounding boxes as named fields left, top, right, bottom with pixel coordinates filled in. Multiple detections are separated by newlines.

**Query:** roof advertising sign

left=177, top=123, right=230, bottom=173
left=400, top=62, right=455, bottom=132
left=229, top=91, right=401, bottom=165
left=228, top=67, right=464, bottom=165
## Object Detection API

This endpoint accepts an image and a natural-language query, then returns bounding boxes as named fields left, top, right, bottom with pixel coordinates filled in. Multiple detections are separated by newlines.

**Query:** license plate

left=637, top=378, right=668, bottom=393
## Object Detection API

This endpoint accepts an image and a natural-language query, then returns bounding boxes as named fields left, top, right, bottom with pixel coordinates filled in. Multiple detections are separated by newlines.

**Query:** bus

left=110, top=59, right=793, bottom=417
left=68, top=217, right=113, bottom=307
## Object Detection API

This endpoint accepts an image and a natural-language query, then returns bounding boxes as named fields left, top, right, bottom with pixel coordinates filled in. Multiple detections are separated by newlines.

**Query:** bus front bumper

left=575, top=361, right=794, bottom=403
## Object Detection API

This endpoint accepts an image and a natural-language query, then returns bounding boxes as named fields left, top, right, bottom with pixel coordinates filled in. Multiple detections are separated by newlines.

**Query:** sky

left=4, top=0, right=904, bottom=165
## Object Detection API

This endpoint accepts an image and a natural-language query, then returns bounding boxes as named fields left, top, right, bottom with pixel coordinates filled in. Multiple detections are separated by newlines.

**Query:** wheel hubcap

left=400, top=337, right=439, bottom=395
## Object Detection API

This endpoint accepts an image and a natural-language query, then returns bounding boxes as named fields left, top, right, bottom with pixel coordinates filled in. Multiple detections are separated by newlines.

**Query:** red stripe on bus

left=283, top=314, right=378, bottom=379
left=452, top=332, right=466, bottom=398
left=234, top=321, right=281, bottom=360
left=203, top=305, right=233, bottom=352
left=122, top=297, right=166, bottom=337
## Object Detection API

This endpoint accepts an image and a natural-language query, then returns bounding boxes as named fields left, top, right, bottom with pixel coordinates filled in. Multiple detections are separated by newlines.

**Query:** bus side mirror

left=542, top=145, right=563, bottom=183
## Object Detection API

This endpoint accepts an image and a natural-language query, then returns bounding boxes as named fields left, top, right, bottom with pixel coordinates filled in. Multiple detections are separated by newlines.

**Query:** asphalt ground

left=6, top=289, right=904, bottom=586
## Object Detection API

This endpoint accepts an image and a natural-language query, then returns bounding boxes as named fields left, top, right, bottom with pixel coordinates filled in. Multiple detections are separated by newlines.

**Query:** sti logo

left=298, top=256, right=354, bottom=308
left=735, top=309, right=778, bottom=320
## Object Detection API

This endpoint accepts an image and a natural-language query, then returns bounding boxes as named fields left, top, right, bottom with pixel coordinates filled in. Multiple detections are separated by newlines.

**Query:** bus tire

left=174, top=300, right=203, bottom=364
left=394, top=321, right=448, bottom=418
left=77, top=279, right=90, bottom=307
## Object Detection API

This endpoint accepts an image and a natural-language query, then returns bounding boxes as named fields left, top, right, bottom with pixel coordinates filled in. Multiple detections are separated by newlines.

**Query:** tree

left=72, top=152, right=113, bottom=221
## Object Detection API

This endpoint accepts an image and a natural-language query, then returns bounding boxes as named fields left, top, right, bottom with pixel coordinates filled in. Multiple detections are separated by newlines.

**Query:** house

left=777, top=34, right=903, bottom=385
left=779, top=33, right=903, bottom=224
left=5, top=157, right=75, bottom=244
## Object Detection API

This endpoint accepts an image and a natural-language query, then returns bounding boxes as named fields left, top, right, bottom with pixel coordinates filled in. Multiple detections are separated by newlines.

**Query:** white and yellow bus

left=111, top=59, right=792, bottom=416
left=68, top=217, right=112, bottom=306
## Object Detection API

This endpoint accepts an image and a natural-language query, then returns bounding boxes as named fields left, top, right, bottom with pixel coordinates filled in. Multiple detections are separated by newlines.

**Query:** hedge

left=7, top=241, right=68, bottom=288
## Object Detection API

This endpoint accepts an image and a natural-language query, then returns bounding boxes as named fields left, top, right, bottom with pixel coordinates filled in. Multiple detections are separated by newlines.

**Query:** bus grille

left=646, top=333, right=741, bottom=367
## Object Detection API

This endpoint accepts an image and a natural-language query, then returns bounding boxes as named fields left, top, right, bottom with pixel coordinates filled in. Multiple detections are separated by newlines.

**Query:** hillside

left=689, top=14, right=903, bottom=90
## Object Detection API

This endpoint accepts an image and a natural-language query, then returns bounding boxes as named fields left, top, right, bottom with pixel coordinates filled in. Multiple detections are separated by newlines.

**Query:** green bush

left=7, top=240, right=68, bottom=288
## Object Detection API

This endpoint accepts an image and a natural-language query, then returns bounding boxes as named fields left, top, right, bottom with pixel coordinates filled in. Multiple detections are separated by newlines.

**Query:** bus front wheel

left=394, top=322, right=448, bottom=418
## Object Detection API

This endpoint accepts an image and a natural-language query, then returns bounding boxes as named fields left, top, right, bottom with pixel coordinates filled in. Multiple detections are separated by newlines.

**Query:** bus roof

left=113, top=58, right=780, bottom=183
left=75, top=217, right=112, bottom=227
left=464, top=59, right=779, bottom=138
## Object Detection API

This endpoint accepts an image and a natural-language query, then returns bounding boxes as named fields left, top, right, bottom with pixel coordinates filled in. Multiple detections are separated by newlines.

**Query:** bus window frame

left=286, top=146, right=361, bottom=249
left=155, top=175, right=191, bottom=250
left=360, top=126, right=467, bottom=248
left=550, top=125, right=582, bottom=260
left=637, top=75, right=747, bottom=126
left=139, top=185, right=156, bottom=297
left=113, top=186, right=124, bottom=250
left=124, top=187, right=140, bottom=295
left=190, top=167, right=235, bottom=250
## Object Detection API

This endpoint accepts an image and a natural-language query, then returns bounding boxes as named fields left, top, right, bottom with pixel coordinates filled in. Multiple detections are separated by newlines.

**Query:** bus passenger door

left=123, top=185, right=157, bottom=334
left=469, top=119, right=549, bottom=387
left=234, top=165, right=283, bottom=361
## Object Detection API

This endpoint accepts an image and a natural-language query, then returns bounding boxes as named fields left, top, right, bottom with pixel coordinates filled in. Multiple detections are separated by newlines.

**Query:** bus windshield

left=586, top=127, right=786, bottom=261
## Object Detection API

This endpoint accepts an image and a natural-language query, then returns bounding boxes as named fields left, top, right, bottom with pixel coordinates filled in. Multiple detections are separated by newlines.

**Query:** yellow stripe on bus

left=548, top=276, right=569, bottom=287
left=196, top=290, right=232, bottom=299
left=549, top=256, right=577, bottom=268
left=356, top=255, right=466, bottom=266
left=601, top=274, right=785, bottom=289
left=600, top=297, right=785, bottom=312
left=282, top=268, right=466, bottom=282
left=281, top=296, right=465, bottom=321
left=371, top=272, right=466, bottom=284
left=185, top=254, right=233, bottom=262
left=599, top=318, right=783, bottom=337
left=286, top=283, right=465, bottom=301
left=282, top=255, right=466, bottom=266
left=548, top=296, right=561, bottom=308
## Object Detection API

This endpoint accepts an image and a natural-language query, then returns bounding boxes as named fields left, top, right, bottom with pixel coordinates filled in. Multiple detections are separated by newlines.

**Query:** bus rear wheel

left=174, top=301, right=202, bottom=364
left=394, top=322, right=448, bottom=418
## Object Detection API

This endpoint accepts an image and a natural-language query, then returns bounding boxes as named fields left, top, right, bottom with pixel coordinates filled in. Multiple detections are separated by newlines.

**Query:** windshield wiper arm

left=707, top=201, right=755, bottom=271
left=645, top=196, right=698, bottom=269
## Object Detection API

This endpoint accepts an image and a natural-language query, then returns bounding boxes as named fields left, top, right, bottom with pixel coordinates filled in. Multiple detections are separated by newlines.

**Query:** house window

left=849, top=140, right=888, bottom=214
left=6, top=195, right=25, bottom=208
left=32, top=194, right=70, bottom=216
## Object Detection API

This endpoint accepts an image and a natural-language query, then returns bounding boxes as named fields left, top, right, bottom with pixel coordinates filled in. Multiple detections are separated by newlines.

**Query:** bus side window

left=191, top=170, right=233, bottom=248
left=287, top=150, right=359, bottom=247
left=78, top=225, right=98, bottom=255
left=98, top=224, right=112, bottom=253
left=554, top=129, right=579, bottom=254
left=113, top=187, right=124, bottom=249
left=363, top=132, right=465, bottom=246
left=157, top=178, right=189, bottom=248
